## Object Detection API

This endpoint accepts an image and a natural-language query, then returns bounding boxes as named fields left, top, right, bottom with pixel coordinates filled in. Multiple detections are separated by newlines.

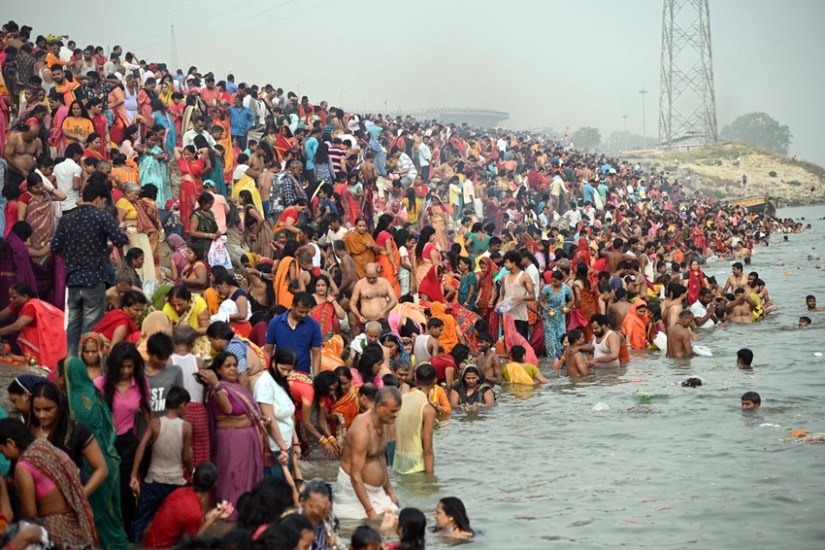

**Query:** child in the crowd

left=130, top=385, right=193, bottom=542
left=144, top=333, right=183, bottom=415
left=171, top=325, right=210, bottom=466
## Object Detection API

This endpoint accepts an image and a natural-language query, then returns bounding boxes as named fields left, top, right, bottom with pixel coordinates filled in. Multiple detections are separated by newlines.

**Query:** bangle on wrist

left=293, top=442, right=301, bottom=447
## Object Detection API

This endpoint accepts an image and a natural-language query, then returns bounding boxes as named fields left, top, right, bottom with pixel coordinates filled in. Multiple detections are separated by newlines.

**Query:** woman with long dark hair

left=96, top=341, right=151, bottom=540
left=27, top=381, right=108, bottom=497
left=254, top=346, right=297, bottom=478
left=434, top=496, right=474, bottom=539
left=0, top=418, right=98, bottom=546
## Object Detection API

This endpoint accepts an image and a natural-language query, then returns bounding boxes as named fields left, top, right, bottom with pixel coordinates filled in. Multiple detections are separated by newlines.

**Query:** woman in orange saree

left=428, top=302, right=461, bottom=353
left=331, top=366, right=360, bottom=428
left=272, top=240, right=300, bottom=309
left=342, top=218, right=379, bottom=280
left=571, top=262, right=599, bottom=341
left=373, top=214, right=401, bottom=297
left=622, top=299, right=650, bottom=350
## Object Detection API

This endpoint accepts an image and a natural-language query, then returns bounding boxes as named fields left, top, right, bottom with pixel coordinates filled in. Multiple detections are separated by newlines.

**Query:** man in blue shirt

left=582, top=180, right=596, bottom=206
left=264, top=292, right=322, bottom=376
left=228, top=95, right=254, bottom=150
left=52, top=179, right=128, bottom=356
left=304, top=126, right=321, bottom=187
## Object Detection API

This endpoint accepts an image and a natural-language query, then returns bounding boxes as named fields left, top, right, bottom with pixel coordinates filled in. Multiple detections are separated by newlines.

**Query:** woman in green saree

left=63, top=357, right=128, bottom=550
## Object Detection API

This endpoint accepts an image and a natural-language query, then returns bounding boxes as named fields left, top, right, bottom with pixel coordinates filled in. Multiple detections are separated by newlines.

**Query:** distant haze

left=8, top=0, right=824, bottom=164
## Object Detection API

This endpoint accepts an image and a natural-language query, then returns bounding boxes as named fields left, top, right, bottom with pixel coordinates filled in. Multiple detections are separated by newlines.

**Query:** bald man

left=350, top=263, right=398, bottom=325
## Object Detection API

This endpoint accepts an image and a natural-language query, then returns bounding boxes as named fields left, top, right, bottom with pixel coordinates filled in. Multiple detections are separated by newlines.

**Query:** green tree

left=572, top=126, right=602, bottom=151
left=720, top=112, right=792, bottom=155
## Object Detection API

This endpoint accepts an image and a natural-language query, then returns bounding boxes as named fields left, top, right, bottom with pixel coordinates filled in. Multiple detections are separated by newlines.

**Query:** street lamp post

left=639, top=89, right=648, bottom=149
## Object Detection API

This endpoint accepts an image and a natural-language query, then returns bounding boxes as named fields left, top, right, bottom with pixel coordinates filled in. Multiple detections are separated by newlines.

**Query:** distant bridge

left=362, top=107, right=509, bottom=128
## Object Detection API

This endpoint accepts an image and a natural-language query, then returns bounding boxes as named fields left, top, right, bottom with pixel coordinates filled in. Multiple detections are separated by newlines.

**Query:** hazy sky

left=8, top=0, right=825, bottom=163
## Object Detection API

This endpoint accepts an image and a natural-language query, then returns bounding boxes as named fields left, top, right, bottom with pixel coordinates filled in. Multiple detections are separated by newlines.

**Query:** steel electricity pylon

left=658, top=0, right=718, bottom=148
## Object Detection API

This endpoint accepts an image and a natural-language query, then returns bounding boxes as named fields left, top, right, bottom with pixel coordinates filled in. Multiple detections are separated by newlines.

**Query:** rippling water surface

left=333, top=205, right=825, bottom=549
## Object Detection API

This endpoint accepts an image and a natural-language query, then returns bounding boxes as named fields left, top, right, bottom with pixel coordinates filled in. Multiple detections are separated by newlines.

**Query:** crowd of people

left=0, top=19, right=809, bottom=550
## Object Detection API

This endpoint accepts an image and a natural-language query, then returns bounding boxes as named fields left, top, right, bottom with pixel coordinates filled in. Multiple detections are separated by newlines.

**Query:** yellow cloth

left=115, top=197, right=138, bottom=220
left=162, top=295, right=208, bottom=329
left=231, top=175, right=264, bottom=214
left=502, top=362, right=538, bottom=385
left=393, top=389, right=428, bottom=474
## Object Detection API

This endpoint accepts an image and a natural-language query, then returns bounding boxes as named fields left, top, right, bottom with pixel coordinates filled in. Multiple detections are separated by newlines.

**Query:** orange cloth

left=622, top=300, right=650, bottom=350
left=428, top=385, right=452, bottom=415
left=331, top=384, right=360, bottom=428
left=320, top=334, right=346, bottom=372
left=429, top=302, right=459, bottom=354
left=376, top=230, right=401, bottom=297
left=272, top=256, right=297, bottom=309
left=343, top=230, right=376, bottom=279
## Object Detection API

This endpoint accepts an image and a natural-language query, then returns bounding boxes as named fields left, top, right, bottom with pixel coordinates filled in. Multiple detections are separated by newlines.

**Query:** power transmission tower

left=658, top=0, right=718, bottom=149
left=170, top=24, right=180, bottom=72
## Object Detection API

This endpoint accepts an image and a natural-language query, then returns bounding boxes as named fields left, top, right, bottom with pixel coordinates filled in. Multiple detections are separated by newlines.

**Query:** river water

left=346, top=204, right=824, bottom=549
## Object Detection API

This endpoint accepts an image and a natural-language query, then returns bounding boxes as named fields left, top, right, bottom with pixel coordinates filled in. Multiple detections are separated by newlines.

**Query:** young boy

left=144, top=333, right=183, bottom=415
left=798, top=316, right=812, bottom=328
left=171, top=325, right=209, bottom=466
left=131, top=385, right=193, bottom=542
left=741, top=391, right=761, bottom=410
left=736, top=348, right=754, bottom=370
left=474, top=332, right=502, bottom=386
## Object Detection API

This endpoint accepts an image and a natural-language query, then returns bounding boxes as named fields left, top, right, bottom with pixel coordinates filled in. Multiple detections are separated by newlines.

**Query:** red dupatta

left=417, top=265, right=444, bottom=303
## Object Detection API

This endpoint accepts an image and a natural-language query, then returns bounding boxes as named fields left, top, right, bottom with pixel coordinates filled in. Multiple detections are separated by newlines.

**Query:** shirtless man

left=662, top=283, right=687, bottom=328
left=474, top=332, right=501, bottom=385
left=564, top=329, right=591, bottom=377
left=806, top=295, right=825, bottom=312
left=4, top=123, right=43, bottom=187
left=105, top=275, right=142, bottom=310
left=608, top=288, right=632, bottom=329
left=333, top=240, right=357, bottom=296
left=666, top=310, right=695, bottom=358
left=722, top=262, right=748, bottom=294
left=350, top=263, right=398, bottom=325
left=727, top=287, right=756, bottom=324
left=336, top=387, right=401, bottom=520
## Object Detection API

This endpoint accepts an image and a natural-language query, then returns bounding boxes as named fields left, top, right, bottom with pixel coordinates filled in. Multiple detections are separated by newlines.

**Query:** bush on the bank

left=768, top=170, right=777, bottom=177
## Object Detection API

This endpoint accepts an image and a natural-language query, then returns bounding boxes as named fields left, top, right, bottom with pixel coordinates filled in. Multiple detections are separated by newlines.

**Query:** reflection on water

left=324, top=206, right=825, bottom=549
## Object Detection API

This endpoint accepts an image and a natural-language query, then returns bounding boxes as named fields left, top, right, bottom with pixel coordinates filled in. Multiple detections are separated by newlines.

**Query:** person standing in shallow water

left=335, top=387, right=401, bottom=520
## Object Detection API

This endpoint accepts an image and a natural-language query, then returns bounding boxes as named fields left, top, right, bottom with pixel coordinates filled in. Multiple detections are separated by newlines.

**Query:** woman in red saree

left=475, top=256, right=498, bottom=320
left=373, top=214, right=401, bottom=297
left=417, top=265, right=444, bottom=303
left=342, top=218, right=380, bottom=280
left=570, top=262, right=598, bottom=341
left=686, top=260, right=709, bottom=305
left=414, top=226, right=441, bottom=288
left=0, top=283, right=66, bottom=372
left=334, top=177, right=361, bottom=227
left=571, top=236, right=592, bottom=269
left=310, top=275, right=346, bottom=340
left=174, top=145, right=205, bottom=235
left=691, top=225, right=707, bottom=254
left=91, top=290, right=148, bottom=350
